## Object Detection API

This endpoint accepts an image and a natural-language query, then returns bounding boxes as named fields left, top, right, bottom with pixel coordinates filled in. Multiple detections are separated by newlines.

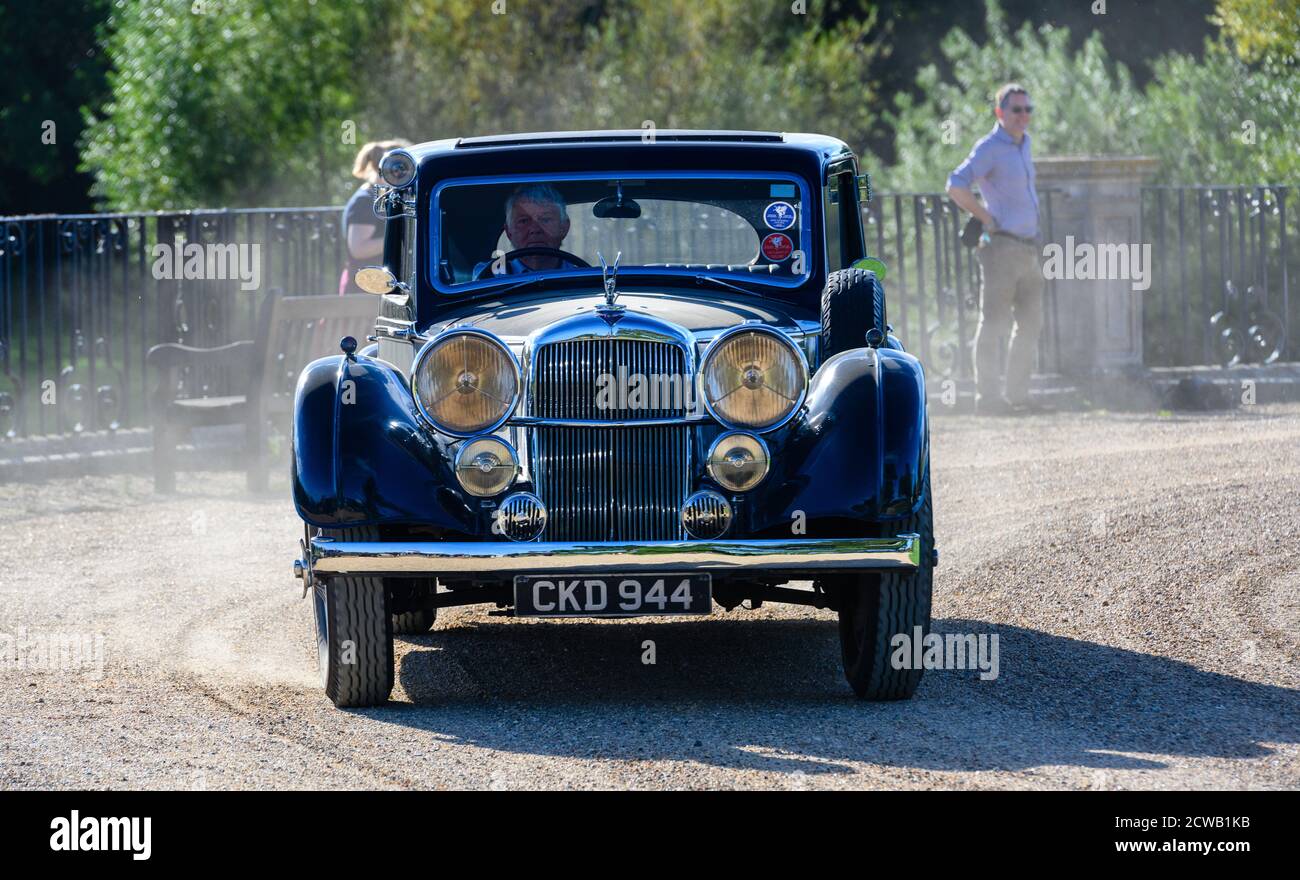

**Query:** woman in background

left=340, top=138, right=410, bottom=294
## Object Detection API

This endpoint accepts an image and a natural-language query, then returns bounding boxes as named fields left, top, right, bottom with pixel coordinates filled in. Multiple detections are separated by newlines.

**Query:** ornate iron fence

left=6, top=186, right=1287, bottom=442
left=861, top=190, right=1065, bottom=382
left=0, top=208, right=343, bottom=439
left=1141, top=185, right=1295, bottom=368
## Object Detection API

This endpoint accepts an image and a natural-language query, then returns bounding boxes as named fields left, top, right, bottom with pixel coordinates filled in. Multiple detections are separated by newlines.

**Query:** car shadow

left=368, top=615, right=1300, bottom=777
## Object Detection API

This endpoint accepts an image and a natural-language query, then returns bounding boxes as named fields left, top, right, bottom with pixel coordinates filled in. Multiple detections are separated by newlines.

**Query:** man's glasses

left=1007, top=105, right=1034, bottom=115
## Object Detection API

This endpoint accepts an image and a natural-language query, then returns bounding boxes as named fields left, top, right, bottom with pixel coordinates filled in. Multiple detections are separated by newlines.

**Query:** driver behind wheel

left=474, top=183, right=582, bottom=277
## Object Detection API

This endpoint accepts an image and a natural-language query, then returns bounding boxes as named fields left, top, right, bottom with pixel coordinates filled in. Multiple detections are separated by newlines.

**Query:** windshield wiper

left=694, top=274, right=765, bottom=296
left=481, top=273, right=560, bottom=297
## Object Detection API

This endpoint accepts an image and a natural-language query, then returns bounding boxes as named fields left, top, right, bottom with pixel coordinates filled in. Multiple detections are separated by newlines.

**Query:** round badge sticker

left=763, top=201, right=797, bottom=230
left=761, top=232, right=794, bottom=262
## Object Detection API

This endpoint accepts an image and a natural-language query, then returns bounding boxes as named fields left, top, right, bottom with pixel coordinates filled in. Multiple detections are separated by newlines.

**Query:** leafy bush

left=1143, top=41, right=1300, bottom=185
left=886, top=0, right=1144, bottom=192
left=79, top=0, right=1299, bottom=211
left=1212, top=0, right=1300, bottom=62
left=82, top=0, right=378, bottom=209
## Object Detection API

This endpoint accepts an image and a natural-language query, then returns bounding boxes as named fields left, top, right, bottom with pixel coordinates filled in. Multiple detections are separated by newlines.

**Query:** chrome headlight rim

left=410, top=326, right=521, bottom=437
left=452, top=434, right=520, bottom=498
left=706, top=430, right=771, bottom=493
left=699, top=324, right=809, bottom=433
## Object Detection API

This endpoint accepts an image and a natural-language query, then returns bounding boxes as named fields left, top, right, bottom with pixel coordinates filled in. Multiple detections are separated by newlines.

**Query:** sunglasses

left=1006, top=105, right=1034, bottom=115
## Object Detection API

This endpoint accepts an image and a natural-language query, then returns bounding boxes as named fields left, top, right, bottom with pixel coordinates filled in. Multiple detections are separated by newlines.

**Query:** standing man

left=947, top=83, right=1045, bottom=414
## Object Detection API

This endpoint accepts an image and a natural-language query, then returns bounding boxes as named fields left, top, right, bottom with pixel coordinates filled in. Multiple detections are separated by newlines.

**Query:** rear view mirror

left=593, top=180, right=641, bottom=218
left=593, top=198, right=641, bottom=219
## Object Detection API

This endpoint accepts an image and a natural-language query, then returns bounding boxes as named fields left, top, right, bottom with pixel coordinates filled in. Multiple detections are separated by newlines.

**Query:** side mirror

left=354, top=266, right=401, bottom=295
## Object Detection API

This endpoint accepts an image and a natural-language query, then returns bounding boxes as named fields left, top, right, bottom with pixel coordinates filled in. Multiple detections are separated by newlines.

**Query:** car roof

left=456, top=129, right=785, bottom=147
left=403, top=130, right=855, bottom=174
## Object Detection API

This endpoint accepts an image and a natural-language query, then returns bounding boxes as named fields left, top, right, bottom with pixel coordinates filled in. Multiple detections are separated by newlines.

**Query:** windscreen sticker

left=769, top=183, right=797, bottom=198
left=760, top=232, right=794, bottom=262
left=763, top=201, right=797, bottom=230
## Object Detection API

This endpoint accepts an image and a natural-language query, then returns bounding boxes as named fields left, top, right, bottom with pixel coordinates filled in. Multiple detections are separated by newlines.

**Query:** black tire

left=314, top=526, right=394, bottom=707
left=821, top=267, right=886, bottom=358
left=391, top=592, right=437, bottom=635
left=389, top=575, right=438, bottom=634
left=836, top=464, right=934, bottom=700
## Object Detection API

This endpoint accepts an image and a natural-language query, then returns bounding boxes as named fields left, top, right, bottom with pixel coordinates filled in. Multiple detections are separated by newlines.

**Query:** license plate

left=513, top=573, right=712, bottom=618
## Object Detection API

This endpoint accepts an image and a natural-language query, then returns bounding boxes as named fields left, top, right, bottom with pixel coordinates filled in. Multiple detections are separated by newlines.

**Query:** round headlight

left=412, top=329, right=520, bottom=436
left=707, top=431, right=770, bottom=492
left=700, top=327, right=807, bottom=431
left=454, top=436, right=519, bottom=497
left=379, top=150, right=416, bottom=188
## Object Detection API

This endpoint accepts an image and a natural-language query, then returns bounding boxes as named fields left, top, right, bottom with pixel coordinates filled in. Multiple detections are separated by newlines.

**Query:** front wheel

left=313, top=527, right=394, bottom=707
left=836, top=467, right=934, bottom=700
left=313, top=578, right=395, bottom=707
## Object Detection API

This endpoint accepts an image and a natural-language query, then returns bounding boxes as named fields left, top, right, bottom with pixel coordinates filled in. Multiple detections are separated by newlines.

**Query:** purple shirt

left=947, top=123, right=1040, bottom=238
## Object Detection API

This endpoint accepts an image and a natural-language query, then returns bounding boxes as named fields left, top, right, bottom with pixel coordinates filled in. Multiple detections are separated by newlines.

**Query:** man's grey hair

left=995, top=82, right=1029, bottom=111
left=505, top=183, right=569, bottom=224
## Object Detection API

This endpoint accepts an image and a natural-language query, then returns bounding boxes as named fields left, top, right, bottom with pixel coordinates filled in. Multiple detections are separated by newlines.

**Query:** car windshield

left=431, top=173, right=810, bottom=291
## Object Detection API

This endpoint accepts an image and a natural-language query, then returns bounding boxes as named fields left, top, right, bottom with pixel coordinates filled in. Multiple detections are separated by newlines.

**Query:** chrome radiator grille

left=532, top=425, right=689, bottom=541
left=530, top=338, right=690, bottom=419
left=529, top=338, right=691, bottom=541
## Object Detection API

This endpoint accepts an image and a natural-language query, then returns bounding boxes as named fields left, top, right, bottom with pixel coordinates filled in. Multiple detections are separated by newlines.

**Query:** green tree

left=1143, top=40, right=1300, bottom=185
left=1212, top=0, right=1300, bottom=63
left=582, top=0, right=881, bottom=154
left=369, top=0, right=884, bottom=164
left=81, top=0, right=378, bottom=209
left=81, top=0, right=884, bottom=210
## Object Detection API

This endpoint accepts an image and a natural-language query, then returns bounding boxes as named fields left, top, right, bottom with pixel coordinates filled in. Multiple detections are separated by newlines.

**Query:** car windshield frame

left=426, top=169, right=814, bottom=296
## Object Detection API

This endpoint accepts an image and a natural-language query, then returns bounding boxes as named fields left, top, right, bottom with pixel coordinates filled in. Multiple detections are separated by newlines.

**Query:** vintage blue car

left=292, top=130, right=934, bottom=707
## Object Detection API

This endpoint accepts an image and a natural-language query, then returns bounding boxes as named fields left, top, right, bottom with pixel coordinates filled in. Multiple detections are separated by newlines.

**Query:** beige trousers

left=975, top=236, right=1044, bottom=404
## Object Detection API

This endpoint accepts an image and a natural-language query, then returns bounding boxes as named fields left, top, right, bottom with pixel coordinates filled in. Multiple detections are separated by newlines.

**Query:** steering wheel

left=474, top=247, right=591, bottom=280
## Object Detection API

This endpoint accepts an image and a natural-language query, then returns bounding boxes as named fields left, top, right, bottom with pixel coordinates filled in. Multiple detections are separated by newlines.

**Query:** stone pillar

left=1035, top=156, right=1159, bottom=379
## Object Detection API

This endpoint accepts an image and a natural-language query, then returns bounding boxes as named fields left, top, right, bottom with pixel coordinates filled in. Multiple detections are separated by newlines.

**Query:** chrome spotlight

left=379, top=150, right=417, bottom=188
left=498, top=492, right=548, bottom=542
left=681, top=489, right=733, bottom=540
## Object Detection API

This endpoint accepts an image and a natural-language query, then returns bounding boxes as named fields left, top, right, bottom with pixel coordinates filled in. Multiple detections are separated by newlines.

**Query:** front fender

left=749, top=346, right=927, bottom=532
left=291, top=354, right=475, bottom=530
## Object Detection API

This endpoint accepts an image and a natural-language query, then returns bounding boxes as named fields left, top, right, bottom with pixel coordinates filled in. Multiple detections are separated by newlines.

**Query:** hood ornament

left=597, top=251, right=624, bottom=317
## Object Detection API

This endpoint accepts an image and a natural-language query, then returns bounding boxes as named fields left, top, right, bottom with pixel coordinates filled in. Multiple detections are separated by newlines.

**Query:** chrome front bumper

left=297, top=534, right=922, bottom=578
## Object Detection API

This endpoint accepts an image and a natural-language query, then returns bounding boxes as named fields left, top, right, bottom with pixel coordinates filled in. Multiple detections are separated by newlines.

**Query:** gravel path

left=2, top=405, right=1298, bottom=790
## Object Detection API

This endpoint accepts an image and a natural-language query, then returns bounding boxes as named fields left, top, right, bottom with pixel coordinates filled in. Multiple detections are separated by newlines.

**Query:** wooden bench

left=147, top=293, right=379, bottom=493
